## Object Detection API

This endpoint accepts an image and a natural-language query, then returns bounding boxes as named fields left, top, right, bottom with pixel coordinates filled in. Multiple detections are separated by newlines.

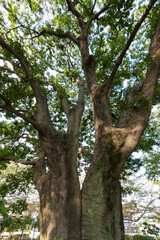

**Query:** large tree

left=0, top=0, right=160, bottom=239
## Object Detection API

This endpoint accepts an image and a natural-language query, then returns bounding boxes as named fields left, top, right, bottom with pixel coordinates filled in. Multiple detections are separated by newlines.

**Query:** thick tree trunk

left=35, top=150, right=124, bottom=240
left=33, top=129, right=125, bottom=240
left=33, top=132, right=81, bottom=240
left=81, top=128, right=125, bottom=240
left=38, top=174, right=81, bottom=240
left=82, top=176, right=124, bottom=240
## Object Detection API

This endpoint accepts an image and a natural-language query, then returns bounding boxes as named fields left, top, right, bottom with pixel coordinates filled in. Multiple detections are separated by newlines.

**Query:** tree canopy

left=0, top=0, right=159, bottom=174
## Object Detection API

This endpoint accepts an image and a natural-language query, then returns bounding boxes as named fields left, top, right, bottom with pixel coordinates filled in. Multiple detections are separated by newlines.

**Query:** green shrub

left=125, top=235, right=156, bottom=240
left=125, top=235, right=133, bottom=240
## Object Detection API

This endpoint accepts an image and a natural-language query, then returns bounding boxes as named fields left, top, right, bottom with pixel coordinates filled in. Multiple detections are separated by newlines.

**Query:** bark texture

left=34, top=131, right=82, bottom=240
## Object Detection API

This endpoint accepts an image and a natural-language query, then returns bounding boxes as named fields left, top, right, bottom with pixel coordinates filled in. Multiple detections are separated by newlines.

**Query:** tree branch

left=0, top=56, right=24, bottom=76
left=0, top=134, right=29, bottom=143
left=0, top=37, right=52, bottom=129
left=116, top=18, right=160, bottom=168
left=134, top=199, right=155, bottom=222
left=90, top=0, right=97, bottom=15
left=78, top=147, right=93, bottom=162
left=76, top=79, right=85, bottom=113
left=0, top=56, right=7, bottom=61
left=0, top=104, right=41, bottom=129
left=88, top=0, right=111, bottom=24
left=103, top=0, right=158, bottom=94
left=6, top=25, right=22, bottom=35
left=0, top=157, right=36, bottom=165
left=0, top=66, right=16, bottom=74
left=0, top=93, right=11, bottom=106
left=60, top=96, right=71, bottom=118
left=0, top=93, right=40, bottom=130
left=48, top=82, right=71, bottom=118
left=64, top=80, right=85, bottom=136
left=0, top=36, right=31, bottom=80
left=33, top=29, right=79, bottom=46
left=65, top=0, right=84, bottom=28
left=0, top=64, right=24, bottom=77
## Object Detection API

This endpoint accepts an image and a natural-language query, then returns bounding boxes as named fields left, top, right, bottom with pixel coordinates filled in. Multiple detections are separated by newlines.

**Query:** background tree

left=142, top=105, right=160, bottom=183
left=0, top=163, right=39, bottom=236
left=122, top=105, right=160, bottom=236
left=122, top=170, right=160, bottom=235
left=0, top=0, right=160, bottom=239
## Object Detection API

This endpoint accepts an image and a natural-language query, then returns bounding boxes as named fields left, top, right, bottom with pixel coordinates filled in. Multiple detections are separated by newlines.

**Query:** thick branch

left=0, top=36, right=31, bottom=80
left=60, top=96, right=70, bottom=118
left=76, top=79, right=85, bottom=111
left=31, top=80, right=52, bottom=127
left=33, top=149, right=48, bottom=191
left=33, top=29, right=79, bottom=46
left=67, top=81, right=84, bottom=136
left=0, top=37, right=52, bottom=129
left=103, top=0, right=158, bottom=94
left=0, top=93, right=11, bottom=106
left=90, top=0, right=97, bottom=14
left=61, top=80, right=84, bottom=129
left=65, top=0, right=84, bottom=28
left=0, top=105, right=40, bottom=129
left=50, top=79, right=84, bottom=121
left=0, top=157, right=36, bottom=165
left=49, top=82, right=71, bottom=117
left=116, top=19, right=160, bottom=166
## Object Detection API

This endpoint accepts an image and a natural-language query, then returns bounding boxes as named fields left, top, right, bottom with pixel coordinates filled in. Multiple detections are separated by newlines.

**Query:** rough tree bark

left=80, top=16, right=160, bottom=239
left=0, top=1, right=160, bottom=240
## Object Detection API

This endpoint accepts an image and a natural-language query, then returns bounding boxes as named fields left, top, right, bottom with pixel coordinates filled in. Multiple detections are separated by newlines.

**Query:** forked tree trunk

left=32, top=18, right=160, bottom=240
left=35, top=154, right=125, bottom=240
left=33, top=128, right=126, bottom=240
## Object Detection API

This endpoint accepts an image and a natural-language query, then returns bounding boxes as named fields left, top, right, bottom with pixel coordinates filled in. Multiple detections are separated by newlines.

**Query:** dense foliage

left=0, top=0, right=159, bottom=179
left=125, top=235, right=156, bottom=240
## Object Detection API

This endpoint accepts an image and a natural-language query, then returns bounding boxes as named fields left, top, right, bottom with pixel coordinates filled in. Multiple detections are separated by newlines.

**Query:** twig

left=78, top=147, right=93, bottom=162
left=0, top=66, right=17, bottom=74
left=0, top=157, right=36, bottom=165
left=0, top=134, right=29, bottom=143
left=6, top=25, right=21, bottom=35
left=0, top=93, right=39, bottom=130
left=91, top=0, right=97, bottom=14
left=88, top=0, right=111, bottom=24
